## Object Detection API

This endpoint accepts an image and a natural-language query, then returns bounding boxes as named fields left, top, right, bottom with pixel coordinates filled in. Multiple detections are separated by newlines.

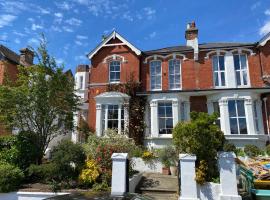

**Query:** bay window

left=213, top=102, right=221, bottom=127
left=228, top=100, right=247, bottom=134
left=212, top=55, right=225, bottom=87
left=253, top=101, right=259, bottom=132
left=158, top=102, right=173, bottom=134
left=102, top=104, right=124, bottom=133
left=233, top=54, right=248, bottom=86
left=150, top=60, right=162, bottom=90
left=169, top=59, right=181, bottom=89
left=109, top=61, right=120, bottom=83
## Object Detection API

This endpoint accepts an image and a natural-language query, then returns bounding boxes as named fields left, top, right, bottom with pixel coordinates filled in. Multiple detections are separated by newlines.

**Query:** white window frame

left=102, top=104, right=124, bottom=134
left=253, top=100, right=259, bottom=132
left=150, top=60, right=162, bottom=91
left=213, top=101, right=221, bottom=127
left=228, top=99, right=247, bottom=135
left=169, top=59, right=181, bottom=90
left=79, top=76, right=83, bottom=89
left=109, top=60, right=121, bottom=83
left=233, top=54, right=249, bottom=87
left=158, top=101, right=173, bottom=134
left=212, top=55, right=226, bottom=87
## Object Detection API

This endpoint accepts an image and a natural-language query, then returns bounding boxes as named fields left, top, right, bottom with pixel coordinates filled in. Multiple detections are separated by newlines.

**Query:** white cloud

left=36, top=6, right=50, bottom=14
left=55, top=1, right=73, bottom=10
left=259, top=20, right=270, bottom=36
left=76, top=35, right=88, bottom=40
left=0, top=0, right=28, bottom=14
left=31, top=24, right=43, bottom=31
left=75, top=55, right=87, bottom=62
left=62, top=26, right=74, bottom=33
left=0, top=14, right=17, bottom=28
left=54, top=12, right=63, bottom=18
left=65, top=18, right=82, bottom=26
left=55, top=58, right=64, bottom=65
left=51, top=26, right=62, bottom=32
left=28, top=38, right=39, bottom=46
left=143, top=7, right=156, bottom=20
left=13, top=31, right=26, bottom=37
left=149, top=31, right=156, bottom=39
left=122, top=11, right=133, bottom=21
left=14, top=38, right=20, bottom=44
left=265, top=9, right=270, bottom=16
left=251, top=1, right=261, bottom=11
left=75, top=40, right=83, bottom=46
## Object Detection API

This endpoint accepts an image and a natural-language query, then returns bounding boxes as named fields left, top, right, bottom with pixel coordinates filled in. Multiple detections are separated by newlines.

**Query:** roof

left=0, top=44, right=20, bottom=64
left=143, top=42, right=256, bottom=55
left=258, top=32, right=270, bottom=46
left=87, top=31, right=141, bottom=60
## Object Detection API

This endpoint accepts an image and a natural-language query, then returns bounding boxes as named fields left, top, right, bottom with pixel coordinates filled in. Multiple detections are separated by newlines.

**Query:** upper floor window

left=150, top=60, right=162, bottom=90
left=212, top=55, right=225, bottom=87
left=158, top=102, right=173, bottom=134
left=233, top=54, right=248, bottom=86
left=228, top=100, right=247, bottom=134
left=169, top=59, right=181, bottom=89
left=109, top=61, right=120, bottom=83
left=79, top=76, right=83, bottom=89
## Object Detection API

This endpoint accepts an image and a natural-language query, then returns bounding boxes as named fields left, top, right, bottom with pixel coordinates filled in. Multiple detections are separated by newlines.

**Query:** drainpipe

left=263, top=97, right=270, bottom=136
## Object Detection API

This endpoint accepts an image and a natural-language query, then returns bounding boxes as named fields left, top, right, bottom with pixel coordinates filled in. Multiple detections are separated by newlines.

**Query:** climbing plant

left=107, top=74, right=146, bottom=145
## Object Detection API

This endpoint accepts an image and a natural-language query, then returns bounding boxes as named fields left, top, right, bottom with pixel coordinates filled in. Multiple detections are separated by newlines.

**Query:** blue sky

left=0, top=0, right=270, bottom=73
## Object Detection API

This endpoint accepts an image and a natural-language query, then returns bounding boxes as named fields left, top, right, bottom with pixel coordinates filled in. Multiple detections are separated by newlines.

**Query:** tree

left=0, top=36, right=79, bottom=163
left=173, top=112, right=225, bottom=183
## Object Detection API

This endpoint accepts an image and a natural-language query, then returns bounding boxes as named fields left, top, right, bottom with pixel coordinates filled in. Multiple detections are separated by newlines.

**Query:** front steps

left=137, top=173, right=179, bottom=200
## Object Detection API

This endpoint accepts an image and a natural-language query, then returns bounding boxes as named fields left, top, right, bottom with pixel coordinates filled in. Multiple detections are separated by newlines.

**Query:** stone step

left=142, top=191, right=178, bottom=200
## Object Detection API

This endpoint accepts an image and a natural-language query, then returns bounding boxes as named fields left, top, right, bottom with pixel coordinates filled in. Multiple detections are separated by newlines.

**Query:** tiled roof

left=0, top=44, right=20, bottom=64
left=199, top=42, right=256, bottom=49
left=143, top=42, right=256, bottom=55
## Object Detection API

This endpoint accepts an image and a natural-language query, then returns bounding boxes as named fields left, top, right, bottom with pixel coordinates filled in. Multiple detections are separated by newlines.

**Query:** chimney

left=19, top=48, right=34, bottom=66
left=185, top=21, right=199, bottom=60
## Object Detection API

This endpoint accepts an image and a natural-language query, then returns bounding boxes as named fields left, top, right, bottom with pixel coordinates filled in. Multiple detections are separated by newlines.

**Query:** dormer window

left=150, top=60, right=162, bottom=90
left=109, top=61, right=120, bottom=83
left=233, top=54, right=248, bottom=86
left=212, top=55, right=225, bottom=87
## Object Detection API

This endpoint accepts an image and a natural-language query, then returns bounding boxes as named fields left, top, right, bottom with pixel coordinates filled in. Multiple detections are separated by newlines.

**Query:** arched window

left=150, top=60, right=162, bottom=90
left=169, top=59, right=181, bottom=89
left=109, top=61, right=121, bottom=83
left=233, top=54, right=248, bottom=86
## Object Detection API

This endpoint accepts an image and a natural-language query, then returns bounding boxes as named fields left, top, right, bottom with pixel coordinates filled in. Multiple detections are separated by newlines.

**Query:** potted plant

left=158, top=147, right=171, bottom=175
left=167, top=146, right=178, bottom=176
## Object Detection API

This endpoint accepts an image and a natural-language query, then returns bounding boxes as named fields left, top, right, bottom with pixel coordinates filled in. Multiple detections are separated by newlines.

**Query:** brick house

left=74, top=22, right=270, bottom=148
left=0, top=45, right=34, bottom=135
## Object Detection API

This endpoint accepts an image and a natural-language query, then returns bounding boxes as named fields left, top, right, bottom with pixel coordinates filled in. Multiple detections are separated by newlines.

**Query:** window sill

left=169, top=88, right=182, bottom=91
left=150, top=89, right=162, bottom=91
left=109, top=81, right=121, bottom=84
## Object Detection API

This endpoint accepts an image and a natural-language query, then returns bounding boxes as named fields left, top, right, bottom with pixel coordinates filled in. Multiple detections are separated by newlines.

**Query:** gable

left=259, top=32, right=270, bottom=47
left=87, top=31, right=141, bottom=60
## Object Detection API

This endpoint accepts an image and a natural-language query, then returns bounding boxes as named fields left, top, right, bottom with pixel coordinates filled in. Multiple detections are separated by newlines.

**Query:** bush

left=0, top=135, right=19, bottom=165
left=27, top=163, right=58, bottom=183
left=79, top=159, right=100, bottom=186
left=0, top=162, right=24, bottom=192
left=173, top=112, right=225, bottom=183
left=223, top=142, right=237, bottom=153
left=51, top=140, right=86, bottom=181
left=244, top=144, right=261, bottom=157
left=141, top=151, right=156, bottom=163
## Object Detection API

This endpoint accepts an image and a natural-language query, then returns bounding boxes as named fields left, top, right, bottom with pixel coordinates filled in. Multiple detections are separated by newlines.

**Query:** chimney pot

left=185, top=21, right=199, bottom=60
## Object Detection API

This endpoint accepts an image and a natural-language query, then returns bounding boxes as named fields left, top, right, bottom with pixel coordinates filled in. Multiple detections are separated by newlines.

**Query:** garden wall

left=0, top=192, right=69, bottom=200
left=131, top=157, right=162, bottom=173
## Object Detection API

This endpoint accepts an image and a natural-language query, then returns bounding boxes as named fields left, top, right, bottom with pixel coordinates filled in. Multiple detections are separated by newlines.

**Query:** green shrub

left=266, top=144, right=270, bottom=156
left=0, top=162, right=24, bottom=192
left=223, top=142, right=237, bottom=153
left=0, top=135, right=19, bottom=165
left=158, top=146, right=178, bottom=167
left=173, top=112, right=225, bottom=183
left=27, top=163, right=58, bottom=183
left=51, top=140, right=86, bottom=181
left=244, top=144, right=261, bottom=157
left=236, top=148, right=245, bottom=157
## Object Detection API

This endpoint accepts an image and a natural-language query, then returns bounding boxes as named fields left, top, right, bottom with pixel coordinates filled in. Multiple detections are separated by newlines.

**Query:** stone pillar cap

left=218, top=151, right=236, bottom=159
left=179, top=154, right=196, bottom=161
left=111, top=153, right=128, bottom=160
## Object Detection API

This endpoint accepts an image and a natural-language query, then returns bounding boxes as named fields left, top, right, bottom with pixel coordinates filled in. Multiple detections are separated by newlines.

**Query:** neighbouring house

left=74, top=22, right=270, bottom=148
left=0, top=45, right=34, bottom=135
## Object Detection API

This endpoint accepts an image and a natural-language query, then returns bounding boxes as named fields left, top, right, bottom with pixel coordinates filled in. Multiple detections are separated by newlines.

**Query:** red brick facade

left=86, top=30, right=270, bottom=137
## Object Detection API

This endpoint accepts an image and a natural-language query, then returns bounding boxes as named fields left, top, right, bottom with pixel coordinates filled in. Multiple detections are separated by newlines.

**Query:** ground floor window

left=213, top=102, right=221, bottom=127
left=228, top=100, right=247, bottom=134
left=102, top=104, right=124, bottom=133
left=158, top=102, right=173, bottom=134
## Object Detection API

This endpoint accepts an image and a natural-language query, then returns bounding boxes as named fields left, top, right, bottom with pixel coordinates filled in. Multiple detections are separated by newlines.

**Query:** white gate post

left=219, top=152, right=241, bottom=200
left=111, top=153, right=128, bottom=196
left=179, top=154, right=199, bottom=200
